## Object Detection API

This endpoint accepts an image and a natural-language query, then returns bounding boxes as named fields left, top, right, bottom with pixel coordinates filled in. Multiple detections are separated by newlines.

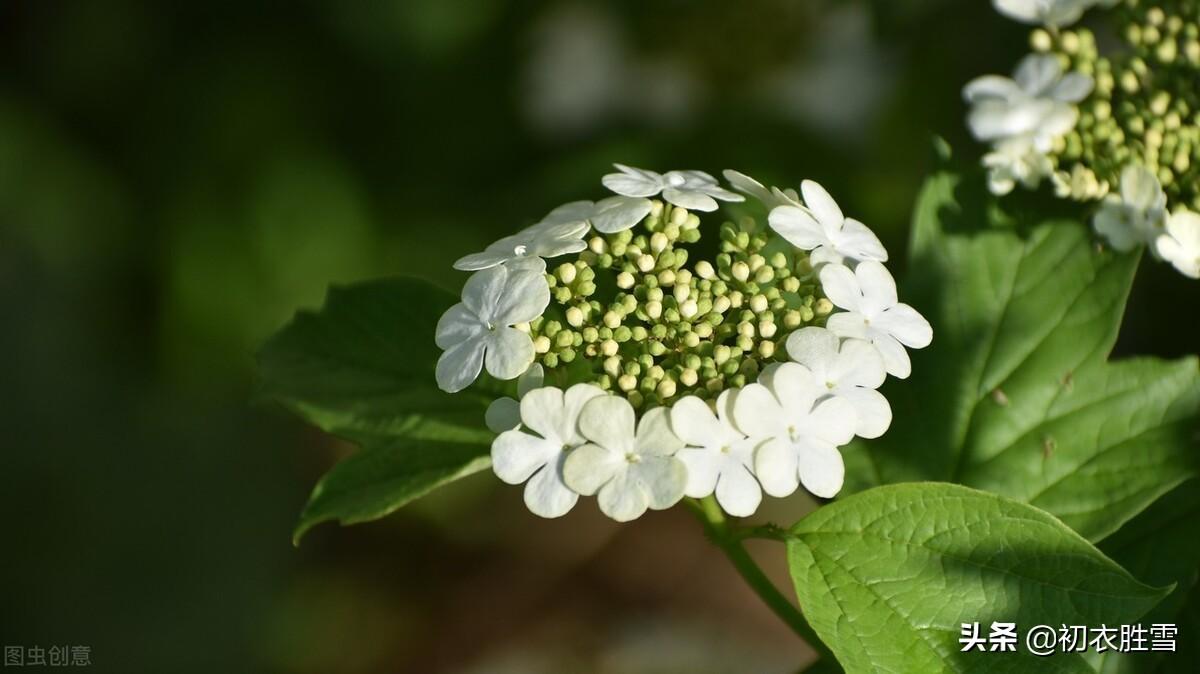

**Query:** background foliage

left=2, top=1, right=1197, bottom=672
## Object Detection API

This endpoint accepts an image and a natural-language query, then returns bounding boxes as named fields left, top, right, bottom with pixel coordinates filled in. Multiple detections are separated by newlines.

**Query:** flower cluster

left=436, top=166, right=932, bottom=521
left=967, top=0, right=1200, bottom=280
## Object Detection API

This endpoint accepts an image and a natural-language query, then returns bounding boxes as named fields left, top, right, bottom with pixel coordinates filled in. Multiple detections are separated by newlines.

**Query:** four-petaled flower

left=603, top=164, right=744, bottom=212
left=492, top=384, right=605, bottom=518
left=1093, top=164, right=1168, bottom=253
left=820, top=261, right=933, bottom=379
left=964, top=54, right=1091, bottom=153
left=982, top=136, right=1056, bottom=196
left=435, top=265, right=550, bottom=393
left=785, top=327, right=891, bottom=439
left=454, top=221, right=590, bottom=272
left=539, top=197, right=654, bottom=234
left=564, top=396, right=687, bottom=522
left=1156, top=210, right=1200, bottom=280
left=768, top=180, right=888, bottom=267
left=670, top=393, right=763, bottom=517
left=734, top=363, right=856, bottom=499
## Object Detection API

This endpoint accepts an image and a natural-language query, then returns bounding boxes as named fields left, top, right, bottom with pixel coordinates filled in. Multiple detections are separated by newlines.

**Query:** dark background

left=2, top=1, right=1196, bottom=672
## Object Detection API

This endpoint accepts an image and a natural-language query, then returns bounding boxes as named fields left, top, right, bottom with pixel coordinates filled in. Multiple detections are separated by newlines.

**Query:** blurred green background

left=2, top=1, right=1196, bottom=672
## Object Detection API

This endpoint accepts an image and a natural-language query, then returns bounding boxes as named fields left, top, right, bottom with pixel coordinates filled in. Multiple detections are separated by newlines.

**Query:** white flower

left=435, top=265, right=550, bottom=393
left=539, top=196, right=654, bottom=234
left=767, top=180, right=888, bottom=267
left=982, top=135, right=1055, bottom=196
left=722, top=169, right=802, bottom=210
left=602, top=164, right=744, bottom=212
left=785, top=327, right=891, bottom=439
left=453, top=221, right=590, bottom=272
left=1156, top=210, right=1200, bottom=280
left=993, top=0, right=1110, bottom=28
left=563, top=396, right=687, bottom=522
left=491, top=384, right=605, bottom=518
left=820, top=261, right=933, bottom=379
left=733, top=363, right=856, bottom=499
left=1093, top=164, right=1168, bottom=253
left=964, top=54, right=1092, bottom=152
left=485, top=365, right=544, bottom=433
left=670, top=393, right=762, bottom=517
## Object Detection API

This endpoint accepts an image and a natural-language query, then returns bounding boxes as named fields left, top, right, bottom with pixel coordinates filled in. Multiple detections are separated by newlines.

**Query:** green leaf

left=1093, top=481, right=1200, bottom=673
left=844, top=171, right=1200, bottom=542
left=256, top=276, right=489, bottom=442
left=292, top=432, right=493, bottom=545
left=786, top=483, right=1171, bottom=674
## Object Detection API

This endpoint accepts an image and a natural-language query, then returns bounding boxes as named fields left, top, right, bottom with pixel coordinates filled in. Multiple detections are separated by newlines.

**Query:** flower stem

left=688, top=497, right=834, bottom=665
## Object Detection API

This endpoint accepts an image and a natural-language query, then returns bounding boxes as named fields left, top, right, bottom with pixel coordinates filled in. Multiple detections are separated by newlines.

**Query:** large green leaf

left=256, top=277, right=489, bottom=443
left=257, top=277, right=497, bottom=543
left=1093, top=480, right=1200, bottom=673
left=786, top=483, right=1171, bottom=674
left=292, top=430, right=493, bottom=544
left=844, top=172, right=1200, bottom=542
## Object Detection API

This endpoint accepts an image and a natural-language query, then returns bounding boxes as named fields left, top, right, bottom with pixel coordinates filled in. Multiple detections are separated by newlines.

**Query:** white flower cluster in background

left=436, top=166, right=931, bottom=521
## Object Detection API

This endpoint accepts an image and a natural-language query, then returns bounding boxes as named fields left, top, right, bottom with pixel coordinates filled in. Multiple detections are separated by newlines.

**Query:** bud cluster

left=525, top=202, right=830, bottom=409
left=1034, top=0, right=1200, bottom=208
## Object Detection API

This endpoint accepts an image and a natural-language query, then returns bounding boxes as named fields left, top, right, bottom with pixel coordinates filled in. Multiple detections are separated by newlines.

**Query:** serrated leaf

left=786, top=483, right=1171, bottom=674
left=844, top=172, right=1200, bottom=542
left=257, top=277, right=489, bottom=443
left=293, top=431, right=494, bottom=545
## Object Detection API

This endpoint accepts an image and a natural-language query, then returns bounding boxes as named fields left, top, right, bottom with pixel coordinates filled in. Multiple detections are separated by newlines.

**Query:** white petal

left=453, top=250, right=510, bottom=271
left=715, top=463, right=762, bottom=518
left=634, top=456, right=688, bottom=509
left=834, top=219, right=889, bottom=262
left=670, top=396, right=726, bottom=448
left=519, top=387, right=567, bottom=444
left=732, top=383, right=786, bottom=438
left=871, top=332, right=913, bottom=379
left=561, top=384, right=607, bottom=445
left=501, top=255, right=548, bottom=273
left=435, top=304, right=486, bottom=349
left=1122, top=164, right=1165, bottom=211
left=591, top=196, right=652, bottom=234
left=754, top=437, right=800, bottom=498
left=768, top=206, right=829, bottom=250
left=485, top=397, right=521, bottom=434
left=517, top=364, right=545, bottom=398
left=678, top=448, right=722, bottom=498
left=597, top=469, right=648, bottom=522
left=602, top=164, right=664, bottom=198
left=436, top=338, right=486, bottom=393
left=579, top=395, right=636, bottom=454
left=809, top=246, right=848, bottom=269
left=796, top=441, right=845, bottom=499
left=636, top=407, right=684, bottom=456
left=834, top=339, right=887, bottom=389
left=876, top=303, right=933, bottom=348
left=1049, top=72, right=1093, bottom=103
left=768, top=362, right=821, bottom=421
left=785, top=327, right=839, bottom=378
left=523, top=455, right=578, bottom=518
left=1015, top=54, right=1063, bottom=95
left=963, top=75, right=1022, bottom=103
left=484, top=327, right=535, bottom=381
left=993, top=0, right=1042, bottom=24
left=826, top=311, right=870, bottom=340
left=562, top=444, right=622, bottom=496
left=491, top=270, right=551, bottom=326
left=818, top=263, right=863, bottom=313
left=800, top=180, right=844, bottom=229
left=809, top=396, right=857, bottom=447
left=460, top=266, right=508, bottom=321
left=1093, top=205, right=1143, bottom=252
left=854, top=261, right=898, bottom=314
left=837, top=387, right=893, bottom=439
left=492, top=430, right=559, bottom=484
left=723, top=169, right=776, bottom=205
left=662, top=187, right=719, bottom=212
left=541, top=200, right=595, bottom=226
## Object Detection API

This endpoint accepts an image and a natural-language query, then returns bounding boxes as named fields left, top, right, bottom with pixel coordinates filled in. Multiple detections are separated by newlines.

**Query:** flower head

left=1156, top=211, right=1200, bottom=280
left=768, top=180, right=888, bottom=267
left=733, top=363, right=856, bottom=499
left=492, top=384, right=605, bottom=518
left=563, top=396, right=687, bottom=522
left=785, top=327, right=891, bottom=439
left=1093, top=165, right=1168, bottom=253
left=454, top=221, right=590, bottom=272
left=670, top=393, right=762, bottom=517
left=820, top=262, right=932, bottom=379
left=603, top=164, right=744, bottom=212
left=435, top=265, right=550, bottom=392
